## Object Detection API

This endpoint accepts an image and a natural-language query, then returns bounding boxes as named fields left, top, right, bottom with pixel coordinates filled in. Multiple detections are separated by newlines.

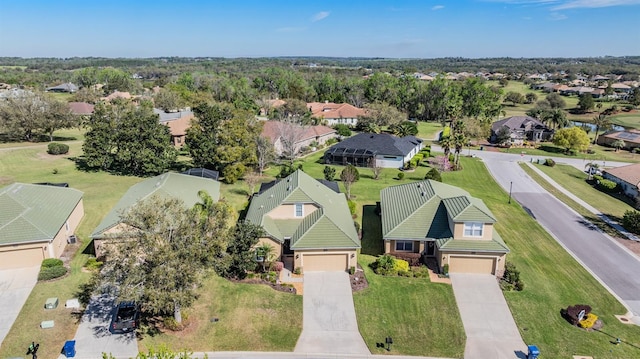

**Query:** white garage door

left=449, top=256, right=495, bottom=274
left=0, top=248, right=45, bottom=269
left=303, top=254, right=348, bottom=272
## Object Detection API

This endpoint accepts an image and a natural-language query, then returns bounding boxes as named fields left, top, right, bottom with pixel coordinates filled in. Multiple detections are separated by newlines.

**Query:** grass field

left=500, top=142, right=640, bottom=163
left=610, top=112, right=640, bottom=129
left=532, top=163, right=635, bottom=221
left=443, top=158, right=640, bottom=358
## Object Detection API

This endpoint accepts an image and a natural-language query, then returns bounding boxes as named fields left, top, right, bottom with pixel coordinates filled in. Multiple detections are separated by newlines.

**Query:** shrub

left=597, top=179, right=618, bottom=192
left=274, top=262, right=284, bottom=272
left=593, top=174, right=603, bottom=181
left=293, top=267, right=302, bottom=275
left=392, top=252, right=421, bottom=266
left=424, top=168, right=442, bottom=182
left=622, top=210, right=640, bottom=234
left=397, top=172, right=405, bottom=180
left=414, top=153, right=424, bottom=162
left=333, top=124, right=352, bottom=137
left=398, top=270, right=413, bottom=277
left=41, top=258, right=63, bottom=268
left=411, top=266, right=430, bottom=278
left=349, top=266, right=356, bottom=275
left=634, top=148, right=640, bottom=154
left=38, top=265, right=67, bottom=281
left=85, top=257, right=103, bottom=271
left=353, top=220, right=361, bottom=235
left=164, top=316, right=183, bottom=331
left=544, top=158, right=556, bottom=167
left=222, top=163, right=245, bottom=184
left=372, top=254, right=396, bottom=275
left=347, top=200, right=357, bottom=216
left=442, top=263, right=449, bottom=275
left=393, top=259, right=410, bottom=273
left=47, top=142, right=69, bottom=155
left=502, top=261, right=524, bottom=291
left=409, top=159, right=418, bottom=169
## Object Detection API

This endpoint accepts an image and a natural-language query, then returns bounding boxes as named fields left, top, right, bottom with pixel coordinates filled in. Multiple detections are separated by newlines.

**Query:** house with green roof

left=91, top=172, right=220, bottom=257
left=0, top=183, right=84, bottom=269
left=381, top=180, right=509, bottom=275
left=245, top=170, right=360, bottom=272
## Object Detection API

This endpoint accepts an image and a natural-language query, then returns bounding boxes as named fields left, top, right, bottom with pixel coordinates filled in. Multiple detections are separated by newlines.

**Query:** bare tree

left=255, top=136, right=275, bottom=175
left=244, top=171, right=261, bottom=197
left=369, top=157, right=382, bottom=180
left=273, top=117, right=309, bottom=163
left=340, top=165, right=360, bottom=199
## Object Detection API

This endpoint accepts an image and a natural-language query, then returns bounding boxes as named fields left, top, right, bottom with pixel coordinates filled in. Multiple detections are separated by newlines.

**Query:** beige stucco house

left=90, top=172, right=220, bottom=257
left=381, top=180, right=510, bottom=276
left=245, top=170, right=360, bottom=272
left=0, top=183, right=84, bottom=269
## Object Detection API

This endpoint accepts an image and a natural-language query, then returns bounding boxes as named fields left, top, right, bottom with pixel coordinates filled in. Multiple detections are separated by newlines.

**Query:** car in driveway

left=109, top=301, right=140, bottom=334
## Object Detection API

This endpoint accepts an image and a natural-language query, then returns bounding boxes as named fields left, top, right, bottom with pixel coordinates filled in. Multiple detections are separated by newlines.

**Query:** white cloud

left=432, top=5, right=445, bottom=10
left=548, top=11, right=568, bottom=19
left=311, top=11, right=330, bottom=22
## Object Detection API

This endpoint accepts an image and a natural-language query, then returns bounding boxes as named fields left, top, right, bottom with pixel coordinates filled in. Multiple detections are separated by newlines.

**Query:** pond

left=572, top=121, right=625, bottom=132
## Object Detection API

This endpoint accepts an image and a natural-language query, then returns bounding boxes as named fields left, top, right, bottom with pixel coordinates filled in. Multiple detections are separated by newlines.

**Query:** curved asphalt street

left=463, top=148, right=640, bottom=319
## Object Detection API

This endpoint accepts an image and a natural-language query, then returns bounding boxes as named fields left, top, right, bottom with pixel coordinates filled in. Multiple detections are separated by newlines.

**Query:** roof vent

left=421, top=191, right=426, bottom=196
left=287, top=186, right=291, bottom=191
left=259, top=205, right=264, bottom=209
left=270, top=194, right=274, bottom=198
left=417, top=183, right=421, bottom=188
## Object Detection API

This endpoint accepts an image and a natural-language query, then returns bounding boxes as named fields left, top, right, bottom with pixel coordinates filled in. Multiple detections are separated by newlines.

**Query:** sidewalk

left=525, top=162, right=639, bottom=243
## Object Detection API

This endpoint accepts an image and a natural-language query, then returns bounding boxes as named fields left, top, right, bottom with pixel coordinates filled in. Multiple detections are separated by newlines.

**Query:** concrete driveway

left=294, top=271, right=369, bottom=355
left=68, top=290, right=138, bottom=359
left=0, top=266, right=39, bottom=346
left=450, top=274, right=527, bottom=359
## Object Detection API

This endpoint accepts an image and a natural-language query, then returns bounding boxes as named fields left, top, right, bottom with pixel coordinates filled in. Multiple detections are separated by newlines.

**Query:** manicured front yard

left=138, top=273, right=302, bottom=353
left=444, top=158, right=640, bottom=358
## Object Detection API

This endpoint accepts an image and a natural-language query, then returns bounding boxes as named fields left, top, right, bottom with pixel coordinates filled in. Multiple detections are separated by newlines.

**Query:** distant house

left=46, top=83, right=78, bottom=93
left=381, top=180, right=509, bottom=276
left=245, top=170, right=360, bottom=273
left=102, top=91, right=133, bottom=102
left=324, top=133, right=423, bottom=168
left=597, top=130, right=640, bottom=151
left=611, top=83, right=632, bottom=94
left=261, top=120, right=336, bottom=158
left=308, top=101, right=366, bottom=126
left=68, top=102, right=95, bottom=116
left=603, top=163, right=640, bottom=202
left=531, top=82, right=557, bottom=92
left=90, top=172, right=220, bottom=257
left=154, top=108, right=194, bottom=147
left=490, top=116, right=553, bottom=145
left=0, top=183, right=84, bottom=269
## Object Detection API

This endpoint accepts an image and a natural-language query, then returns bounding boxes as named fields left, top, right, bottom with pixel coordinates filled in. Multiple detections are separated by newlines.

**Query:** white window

left=463, top=222, right=483, bottom=237
left=294, top=203, right=304, bottom=217
left=395, top=241, right=414, bottom=252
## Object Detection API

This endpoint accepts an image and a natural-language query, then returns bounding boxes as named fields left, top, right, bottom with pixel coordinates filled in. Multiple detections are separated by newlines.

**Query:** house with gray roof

left=381, top=180, right=509, bottom=275
left=324, top=133, right=423, bottom=168
left=46, top=82, right=78, bottom=93
left=245, top=170, right=360, bottom=273
left=490, top=116, right=553, bottom=145
left=91, top=172, right=220, bottom=257
left=0, top=183, right=84, bottom=269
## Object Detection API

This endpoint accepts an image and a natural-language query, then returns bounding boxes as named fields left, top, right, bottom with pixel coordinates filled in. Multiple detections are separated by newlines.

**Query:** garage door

left=303, top=254, right=348, bottom=272
left=0, top=248, right=44, bottom=269
left=449, top=256, right=495, bottom=274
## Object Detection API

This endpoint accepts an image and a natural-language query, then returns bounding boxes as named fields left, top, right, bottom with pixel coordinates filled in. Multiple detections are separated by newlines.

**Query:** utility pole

left=508, top=181, right=513, bottom=204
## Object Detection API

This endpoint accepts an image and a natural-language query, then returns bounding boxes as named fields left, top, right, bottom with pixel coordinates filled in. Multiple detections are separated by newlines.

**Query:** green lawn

left=532, top=163, right=635, bottom=221
left=353, top=206, right=466, bottom=357
left=443, top=158, right=640, bottom=358
left=416, top=121, right=444, bottom=140
left=138, top=273, right=302, bottom=353
left=500, top=142, right=639, bottom=163
left=610, top=112, right=640, bottom=129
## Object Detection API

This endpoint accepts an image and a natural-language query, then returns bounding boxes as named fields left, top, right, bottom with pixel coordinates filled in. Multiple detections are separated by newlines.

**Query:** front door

left=426, top=241, right=435, bottom=256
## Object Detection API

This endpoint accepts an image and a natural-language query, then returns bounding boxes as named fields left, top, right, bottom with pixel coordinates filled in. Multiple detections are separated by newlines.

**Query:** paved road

left=450, top=274, right=527, bottom=359
left=294, top=272, right=369, bottom=355
left=68, top=290, right=138, bottom=359
left=0, top=266, right=39, bottom=347
left=477, top=153, right=640, bottom=320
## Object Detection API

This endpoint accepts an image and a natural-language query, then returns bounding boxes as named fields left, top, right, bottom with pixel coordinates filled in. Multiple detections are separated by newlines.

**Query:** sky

left=1, top=0, right=639, bottom=58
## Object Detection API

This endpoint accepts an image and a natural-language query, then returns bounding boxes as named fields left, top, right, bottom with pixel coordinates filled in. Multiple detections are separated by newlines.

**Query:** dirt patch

left=614, top=236, right=640, bottom=257
left=350, top=266, right=368, bottom=292
left=0, top=175, right=14, bottom=185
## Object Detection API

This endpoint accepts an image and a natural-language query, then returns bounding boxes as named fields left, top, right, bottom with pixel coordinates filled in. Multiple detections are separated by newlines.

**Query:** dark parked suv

left=110, top=301, right=140, bottom=334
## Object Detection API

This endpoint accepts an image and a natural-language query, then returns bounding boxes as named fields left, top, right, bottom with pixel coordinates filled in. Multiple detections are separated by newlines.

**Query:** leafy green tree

left=525, top=93, right=538, bottom=104
left=340, top=164, right=360, bottom=199
left=153, top=88, right=184, bottom=112
left=82, top=100, right=177, bottom=176
left=495, top=127, right=512, bottom=145
left=0, top=91, right=75, bottom=141
left=545, top=93, right=566, bottom=109
left=498, top=78, right=509, bottom=87
left=219, top=221, right=264, bottom=279
left=592, top=113, right=611, bottom=144
left=323, top=166, right=336, bottom=181
left=424, top=167, right=442, bottom=182
left=629, top=87, right=640, bottom=107
left=552, top=127, right=590, bottom=153
left=98, top=68, right=134, bottom=93
left=101, top=195, right=231, bottom=324
left=186, top=103, right=260, bottom=183
left=504, top=91, right=525, bottom=106
left=578, top=93, right=595, bottom=113
left=355, top=119, right=381, bottom=134
left=333, top=124, right=352, bottom=137
left=361, top=102, right=406, bottom=127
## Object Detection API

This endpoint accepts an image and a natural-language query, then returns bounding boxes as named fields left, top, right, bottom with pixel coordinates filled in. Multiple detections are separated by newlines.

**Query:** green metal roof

left=0, top=183, right=83, bottom=245
left=245, top=170, right=359, bottom=249
left=91, top=173, right=220, bottom=238
left=381, top=179, right=507, bottom=252
left=437, top=231, right=510, bottom=253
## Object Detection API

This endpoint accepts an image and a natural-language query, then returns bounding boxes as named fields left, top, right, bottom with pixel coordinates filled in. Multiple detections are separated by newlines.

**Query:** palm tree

left=255, top=243, right=275, bottom=272
left=439, top=136, right=452, bottom=157
left=612, top=139, right=626, bottom=152
left=585, top=162, right=600, bottom=180
left=592, top=113, right=611, bottom=144
left=452, top=132, right=467, bottom=170
left=548, top=109, right=568, bottom=129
